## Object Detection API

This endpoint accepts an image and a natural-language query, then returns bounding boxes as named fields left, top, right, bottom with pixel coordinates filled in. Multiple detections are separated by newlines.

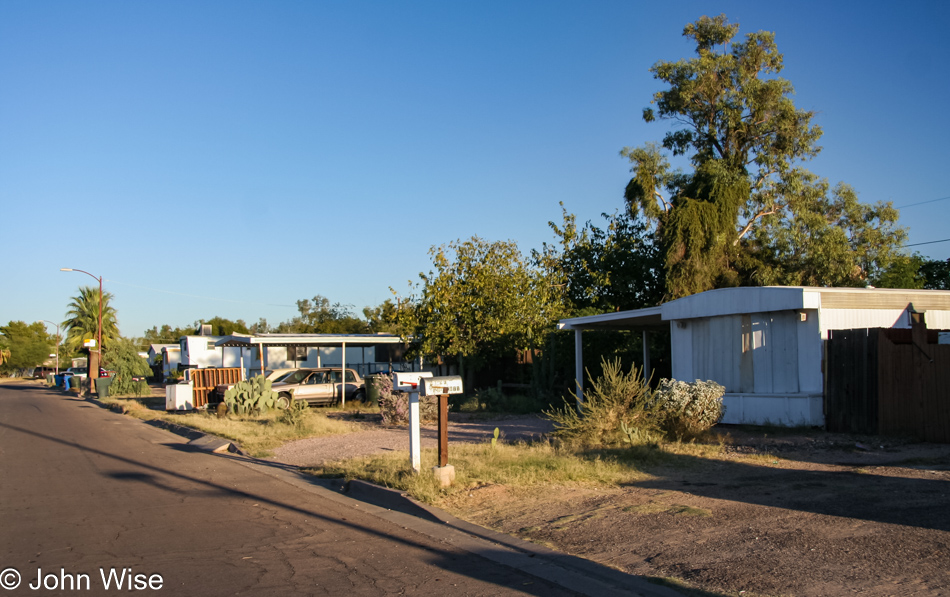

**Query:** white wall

left=671, top=309, right=824, bottom=426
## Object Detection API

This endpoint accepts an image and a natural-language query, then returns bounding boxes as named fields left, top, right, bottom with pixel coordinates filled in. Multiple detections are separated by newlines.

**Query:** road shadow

left=588, top=445, right=950, bottom=532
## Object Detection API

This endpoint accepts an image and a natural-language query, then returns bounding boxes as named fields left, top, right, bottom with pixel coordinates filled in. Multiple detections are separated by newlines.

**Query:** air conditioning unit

left=200, top=324, right=213, bottom=336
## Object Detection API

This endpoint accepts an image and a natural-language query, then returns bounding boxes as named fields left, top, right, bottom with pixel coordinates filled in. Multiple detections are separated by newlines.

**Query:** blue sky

left=2, top=1, right=949, bottom=339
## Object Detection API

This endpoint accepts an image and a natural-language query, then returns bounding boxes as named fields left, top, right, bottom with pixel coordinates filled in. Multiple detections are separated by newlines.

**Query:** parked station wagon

left=271, top=368, right=365, bottom=406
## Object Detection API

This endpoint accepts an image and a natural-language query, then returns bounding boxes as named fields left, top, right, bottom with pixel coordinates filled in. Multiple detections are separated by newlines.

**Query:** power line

left=905, top=238, right=950, bottom=248
left=103, top=279, right=297, bottom=309
left=896, top=195, right=950, bottom=209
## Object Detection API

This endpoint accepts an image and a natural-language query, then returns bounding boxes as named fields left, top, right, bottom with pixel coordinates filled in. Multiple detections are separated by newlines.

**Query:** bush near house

left=653, top=379, right=726, bottom=441
left=544, top=357, right=726, bottom=446
left=103, top=338, right=152, bottom=397
left=545, top=358, right=659, bottom=447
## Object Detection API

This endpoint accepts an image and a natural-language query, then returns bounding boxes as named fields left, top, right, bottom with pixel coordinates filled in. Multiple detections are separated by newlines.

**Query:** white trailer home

left=178, top=335, right=248, bottom=371
left=559, top=287, right=950, bottom=427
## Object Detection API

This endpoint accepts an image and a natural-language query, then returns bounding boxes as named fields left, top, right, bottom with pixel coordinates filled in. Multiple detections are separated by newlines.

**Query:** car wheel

left=277, top=394, right=291, bottom=409
left=353, top=389, right=366, bottom=403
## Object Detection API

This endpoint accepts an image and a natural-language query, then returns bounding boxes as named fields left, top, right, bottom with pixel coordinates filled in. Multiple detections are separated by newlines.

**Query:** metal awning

left=558, top=306, right=665, bottom=331
left=214, top=333, right=406, bottom=348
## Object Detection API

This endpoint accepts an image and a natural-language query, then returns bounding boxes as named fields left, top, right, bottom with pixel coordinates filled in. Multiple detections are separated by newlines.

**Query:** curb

left=82, top=393, right=248, bottom=456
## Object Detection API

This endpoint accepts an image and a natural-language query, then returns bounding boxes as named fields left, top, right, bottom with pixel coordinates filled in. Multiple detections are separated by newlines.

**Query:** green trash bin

left=67, top=375, right=82, bottom=393
left=95, top=377, right=113, bottom=398
left=365, top=374, right=381, bottom=406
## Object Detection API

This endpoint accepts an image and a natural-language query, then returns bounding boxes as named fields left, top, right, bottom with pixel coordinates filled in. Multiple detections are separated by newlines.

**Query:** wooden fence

left=825, top=320, right=950, bottom=442
left=186, top=368, right=243, bottom=408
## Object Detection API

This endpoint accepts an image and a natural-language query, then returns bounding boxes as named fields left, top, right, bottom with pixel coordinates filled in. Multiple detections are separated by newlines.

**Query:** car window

left=307, top=372, right=327, bottom=384
left=283, top=370, right=310, bottom=384
left=272, top=371, right=294, bottom=383
left=327, top=371, right=341, bottom=383
left=345, top=371, right=357, bottom=383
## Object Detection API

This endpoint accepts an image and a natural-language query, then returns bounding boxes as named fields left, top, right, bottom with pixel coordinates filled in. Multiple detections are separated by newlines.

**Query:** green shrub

left=544, top=357, right=658, bottom=447
left=103, top=338, right=152, bottom=397
left=653, top=379, right=726, bottom=440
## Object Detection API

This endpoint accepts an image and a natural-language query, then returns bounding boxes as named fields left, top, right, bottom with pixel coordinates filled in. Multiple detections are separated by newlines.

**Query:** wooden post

left=438, top=393, right=449, bottom=467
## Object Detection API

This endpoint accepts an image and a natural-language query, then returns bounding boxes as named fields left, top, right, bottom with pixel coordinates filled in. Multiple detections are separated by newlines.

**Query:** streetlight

left=42, top=320, right=60, bottom=375
left=60, top=268, right=102, bottom=382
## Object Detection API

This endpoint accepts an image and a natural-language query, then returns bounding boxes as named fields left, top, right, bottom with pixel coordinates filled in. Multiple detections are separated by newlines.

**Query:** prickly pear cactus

left=223, top=375, right=285, bottom=416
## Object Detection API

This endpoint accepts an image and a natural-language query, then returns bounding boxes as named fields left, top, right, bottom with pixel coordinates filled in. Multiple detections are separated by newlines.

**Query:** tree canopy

left=623, top=14, right=907, bottom=297
left=413, top=236, right=566, bottom=366
left=62, top=286, right=119, bottom=353
left=542, top=205, right=664, bottom=314
left=0, top=321, right=53, bottom=373
left=274, top=295, right=370, bottom=334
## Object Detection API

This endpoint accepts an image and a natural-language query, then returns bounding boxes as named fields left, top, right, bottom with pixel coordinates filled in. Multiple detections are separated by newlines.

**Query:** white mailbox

left=420, top=376, right=463, bottom=396
left=392, top=371, right=433, bottom=393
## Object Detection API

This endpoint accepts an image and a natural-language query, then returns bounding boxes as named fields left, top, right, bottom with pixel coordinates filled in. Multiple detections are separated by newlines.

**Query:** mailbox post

left=392, top=372, right=433, bottom=472
left=420, top=375, right=463, bottom=487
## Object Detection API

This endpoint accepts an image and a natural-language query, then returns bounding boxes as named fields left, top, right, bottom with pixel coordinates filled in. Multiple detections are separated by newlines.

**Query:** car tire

left=353, top=389, right=366, bottom=403
left=277, top=394, right=291, bottom=409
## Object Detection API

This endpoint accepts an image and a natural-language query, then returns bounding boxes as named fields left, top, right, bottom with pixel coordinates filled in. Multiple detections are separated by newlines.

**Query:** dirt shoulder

left=272, top=420, right=950, bottom=596
left=269, top=412, right=554, bottom=466
left=444, top=428, right=950, bottom=597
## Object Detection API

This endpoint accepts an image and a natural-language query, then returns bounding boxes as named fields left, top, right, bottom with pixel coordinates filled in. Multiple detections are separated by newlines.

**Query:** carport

left=213, top=333, right=410, bottom=377
left=557, top=306, right=667, bottom=405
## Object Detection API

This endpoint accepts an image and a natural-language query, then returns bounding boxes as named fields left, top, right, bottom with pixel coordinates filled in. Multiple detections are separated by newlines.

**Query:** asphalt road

left=1, top=384, right=592, bottom=596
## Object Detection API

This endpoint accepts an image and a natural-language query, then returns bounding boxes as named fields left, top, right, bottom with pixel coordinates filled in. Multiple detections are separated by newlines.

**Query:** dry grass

left=102, top=397, right=359, bottom=457
left=307, top=439, right=672, bottom=504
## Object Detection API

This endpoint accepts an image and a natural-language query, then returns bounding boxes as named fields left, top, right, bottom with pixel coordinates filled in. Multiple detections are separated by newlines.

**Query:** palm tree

left=62, top=285, right=119, bottom=373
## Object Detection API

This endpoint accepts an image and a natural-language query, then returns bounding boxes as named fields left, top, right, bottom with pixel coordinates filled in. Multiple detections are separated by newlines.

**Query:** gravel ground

left=268, top=414, right=555, bottom=467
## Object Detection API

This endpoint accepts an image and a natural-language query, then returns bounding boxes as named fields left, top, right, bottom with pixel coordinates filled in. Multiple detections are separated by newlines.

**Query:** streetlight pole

left=42, top=320, right=60, bottom=375
left=60, top=268, right=102, bottom=382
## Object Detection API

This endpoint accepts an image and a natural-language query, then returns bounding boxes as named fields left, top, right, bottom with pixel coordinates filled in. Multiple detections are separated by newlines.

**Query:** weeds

left=545, top=358, right=657, bottom=447
left=306, top=440, right=652, bottom=504
left=100, top=396, right=358, bottom=457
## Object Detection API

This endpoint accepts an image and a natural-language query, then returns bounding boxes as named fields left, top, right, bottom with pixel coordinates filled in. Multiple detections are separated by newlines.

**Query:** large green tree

left=62, top=285, right=119, bottom=374
left=623, top=14, right=906, bottom=297
left=412, top=236, right=567, bottom=388
left=920, top=258, right=950, bottom=290
left=543, top=204, right=664, bottom=314
left=0, top=321, right=53, bottom=374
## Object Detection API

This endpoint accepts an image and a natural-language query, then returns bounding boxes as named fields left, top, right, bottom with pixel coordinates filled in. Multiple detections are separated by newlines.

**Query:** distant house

left=178, top=335, right=243, bottom=371
left=147, top=344, right=180, bottom=378
left=559, top=287, right=950, bottom=427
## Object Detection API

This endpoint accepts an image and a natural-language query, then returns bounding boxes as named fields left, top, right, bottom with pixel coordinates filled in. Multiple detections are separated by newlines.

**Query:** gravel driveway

left=269, top=414, right=554, bottom=467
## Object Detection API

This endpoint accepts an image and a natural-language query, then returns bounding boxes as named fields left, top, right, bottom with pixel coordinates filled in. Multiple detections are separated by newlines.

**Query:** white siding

left=797, top=310, right=822, bottom=393
left=682, top=311, right=802, bottom=395
left=818, top=308, right=909, bottom=338
left=689, top=316, right=742, bottom=391
left=925, top=311, right=950, bottom=329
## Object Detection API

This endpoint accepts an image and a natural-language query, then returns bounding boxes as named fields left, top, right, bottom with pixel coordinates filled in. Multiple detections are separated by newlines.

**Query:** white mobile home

left=559, top=287, right=950, bottom=427
left=178, top=335, right=248, bottom=370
